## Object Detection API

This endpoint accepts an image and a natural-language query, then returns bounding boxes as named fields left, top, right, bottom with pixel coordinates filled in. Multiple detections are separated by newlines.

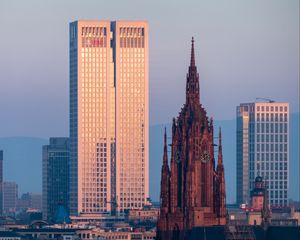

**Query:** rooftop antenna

left=255, top=97, right=275, bottom=103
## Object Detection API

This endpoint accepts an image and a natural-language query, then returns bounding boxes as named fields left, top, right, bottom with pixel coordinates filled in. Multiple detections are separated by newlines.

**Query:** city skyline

left=0, top=1, right=299, bottom=238
left=0, top=1, right=299, bottom=205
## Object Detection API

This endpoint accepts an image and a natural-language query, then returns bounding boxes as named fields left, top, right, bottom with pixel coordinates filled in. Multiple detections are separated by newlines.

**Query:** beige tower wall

left=114, top=21, right=149, bottom=213
left=70, top=20, right=149, bottom=217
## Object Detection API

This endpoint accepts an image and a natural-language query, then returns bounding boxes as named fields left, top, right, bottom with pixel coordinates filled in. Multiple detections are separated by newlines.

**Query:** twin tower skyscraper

left=69, top=20, right=149, bottom=217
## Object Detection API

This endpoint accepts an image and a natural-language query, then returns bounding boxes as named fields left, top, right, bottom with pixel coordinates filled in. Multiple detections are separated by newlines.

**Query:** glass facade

left=69, top=21, right=148, bottom=216
left=236, top=102, right=289, bottom=206
left=42, top=138, right=69, bottom=221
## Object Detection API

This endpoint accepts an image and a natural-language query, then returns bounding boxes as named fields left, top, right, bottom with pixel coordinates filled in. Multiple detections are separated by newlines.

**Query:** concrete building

left=237, top=101, right=289, bottom=206
left=247, top=176, right=271, bottom=226
left=0, top=150, right=3, bottom=216
left=127, top=207, right=159, bottom=223
left=42, top=138, right=69, bottom=221
left=77, top=229, right=156, bottom=240
left=3, top=182, right=18, bottom=216
left=69, top=20, right=149, bottom=217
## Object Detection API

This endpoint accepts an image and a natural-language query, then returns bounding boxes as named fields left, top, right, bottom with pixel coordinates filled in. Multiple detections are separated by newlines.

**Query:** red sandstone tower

left=157, top=39, right=227, bottom=239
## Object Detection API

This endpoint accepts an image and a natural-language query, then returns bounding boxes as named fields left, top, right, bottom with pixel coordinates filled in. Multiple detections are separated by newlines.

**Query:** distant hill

left=0, top=113, right=298, bottom=203
left=150, top=113, right=299, bottom=203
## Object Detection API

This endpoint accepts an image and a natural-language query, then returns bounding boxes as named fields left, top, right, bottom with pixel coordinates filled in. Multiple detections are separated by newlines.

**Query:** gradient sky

left=0, top=0, right=299, bottom=138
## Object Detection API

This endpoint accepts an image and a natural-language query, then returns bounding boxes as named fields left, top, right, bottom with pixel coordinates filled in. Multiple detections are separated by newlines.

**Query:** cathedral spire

left=160, top=127, right=170, bottom=214
left=186, top=37, right=200, bottom=106
left=216, top=127, right=226, bottom=219
left=218, top=127, right=223, bottom=165
left=190, top=37, right=195, bottom=67
left=163, top=127, right=168, bottom=165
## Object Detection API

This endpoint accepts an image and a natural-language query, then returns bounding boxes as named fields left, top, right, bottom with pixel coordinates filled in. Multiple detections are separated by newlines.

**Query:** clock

left=175, top=150, right=181, bottom=163
left=200, top=150, right=210, bottom=163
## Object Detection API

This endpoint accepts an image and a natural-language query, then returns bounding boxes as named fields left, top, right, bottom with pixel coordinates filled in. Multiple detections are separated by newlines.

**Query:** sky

left=0, top=0, right=299, bottom=139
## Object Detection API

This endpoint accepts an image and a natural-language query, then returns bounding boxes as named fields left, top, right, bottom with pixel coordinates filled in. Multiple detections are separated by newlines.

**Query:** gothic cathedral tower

left=157, top=39, right=226, bottom=239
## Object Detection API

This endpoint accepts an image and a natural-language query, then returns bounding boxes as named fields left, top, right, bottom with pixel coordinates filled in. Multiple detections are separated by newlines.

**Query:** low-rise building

left=77, top=228, right=156, bottom=240
left=0, top=231, right=21, bottom=240
left=127, top=208, right=159, bottom=223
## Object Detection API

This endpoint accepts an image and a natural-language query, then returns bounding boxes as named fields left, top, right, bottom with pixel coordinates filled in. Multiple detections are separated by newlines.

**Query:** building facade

left=236, top=102, right=289, bottom=206
left=0, top=150, right=3, bottom=216
left=42, top=137, right=69, bottom=221
left=157, top=39, right=226, bottom=239
left=69, top=20, right=149, bottom=216
left=247, top=176, right=271, bottom=226
left=3, top=182, right=18, bottom=216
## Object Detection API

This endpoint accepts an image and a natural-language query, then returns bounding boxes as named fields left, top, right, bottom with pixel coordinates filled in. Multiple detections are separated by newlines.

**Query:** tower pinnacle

left=163, top=127, right=168, bottom=165
left=186, top=37, right=200, bottom=105
left=190, top=37, right=195, bottom=67
left=218, top=127, right=223, bottom=165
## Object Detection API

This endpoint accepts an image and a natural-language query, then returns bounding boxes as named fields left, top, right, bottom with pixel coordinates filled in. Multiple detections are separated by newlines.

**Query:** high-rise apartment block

left=237, top=101, right=289, bottom=206
left=3, top=181, right=18, bottom=216
left=0, top=150, right=3, bottom=216
left=42, top=138, right=69, bottom=221
left=69, top=20, right=149, bottom=216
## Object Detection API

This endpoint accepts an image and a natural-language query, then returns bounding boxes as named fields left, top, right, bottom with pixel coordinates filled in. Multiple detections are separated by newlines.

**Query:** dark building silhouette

left=157, top=39, right=226, bottom=239
left=0, top=150, right=3, bottom=216
left=42, top=137, right=69, bottom=222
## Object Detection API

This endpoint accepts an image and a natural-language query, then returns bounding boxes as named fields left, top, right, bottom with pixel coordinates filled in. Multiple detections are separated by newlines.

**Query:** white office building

left=237, top=101, right=289, bottom=206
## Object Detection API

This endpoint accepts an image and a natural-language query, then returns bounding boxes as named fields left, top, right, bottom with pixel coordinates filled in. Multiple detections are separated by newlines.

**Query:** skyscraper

left=42, top=138, right=69, bottom=221
left=236, top=101, right=289, bottom=206
left=0, top=150, right=3, bottom=216
left=69, top=20, right=149, bottom=217
left=3, top=181, right=18, bottom=216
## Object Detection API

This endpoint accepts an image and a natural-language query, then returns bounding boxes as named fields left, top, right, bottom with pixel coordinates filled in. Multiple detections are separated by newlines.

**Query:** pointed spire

left=218, top=127, right=223, bottom=165
left=186, top=37, right=200, bottom=106
left=190, top=37, right=195, bottom=67
left=218, top=127, right=222, bottom=149
left=163, top=127, right=168, bottom=165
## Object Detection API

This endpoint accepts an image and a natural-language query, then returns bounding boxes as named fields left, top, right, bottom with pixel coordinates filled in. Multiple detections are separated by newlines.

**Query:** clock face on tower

left=200, top=150, right=210, bottom=163
left=175, top=150, right=181, bottom=163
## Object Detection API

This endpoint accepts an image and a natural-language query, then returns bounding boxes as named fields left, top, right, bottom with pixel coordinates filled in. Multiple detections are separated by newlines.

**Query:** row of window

left=81, top=27, right=107, bottom=36
left=256, top=123, right=288, bottom=133
left=255, top=152, right=288, bottom=161
left=256, top=105, right=288, bottom=112
left=256, top=134, right=288, bottom=143
left=256, top=143, right=288, bottom=152
left=256, top=113, right=288, bottom=122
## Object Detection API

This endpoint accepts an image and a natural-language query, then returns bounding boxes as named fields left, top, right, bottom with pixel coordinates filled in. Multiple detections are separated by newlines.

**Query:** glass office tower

left=42, top=138, right=69, bottom=221
left=69, top=20, right=148, bottom=216
left=237, top=101, right=289, bottom=207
